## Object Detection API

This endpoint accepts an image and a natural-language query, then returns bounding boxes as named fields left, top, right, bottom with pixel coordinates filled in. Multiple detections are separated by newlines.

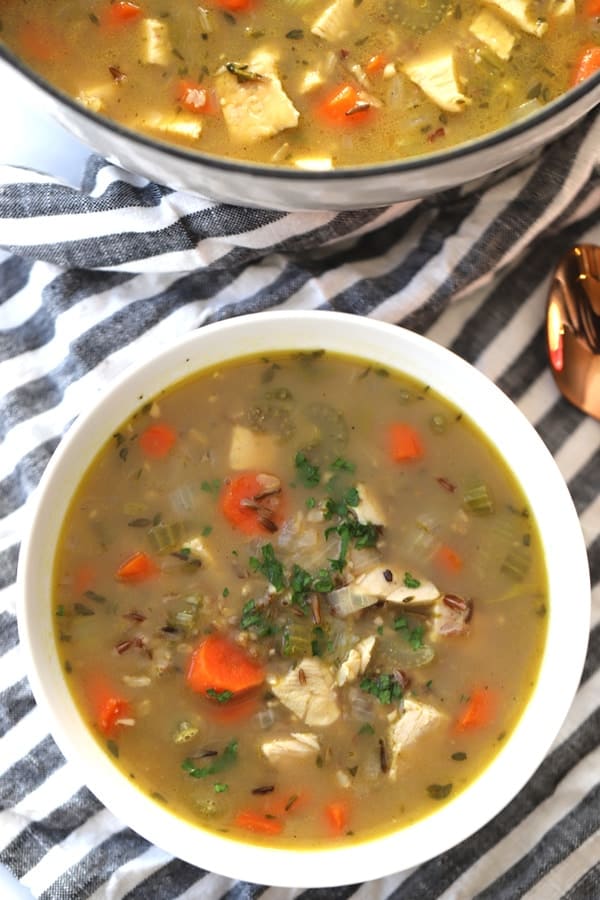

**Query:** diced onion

left=327, top=586, right=379, bottom=618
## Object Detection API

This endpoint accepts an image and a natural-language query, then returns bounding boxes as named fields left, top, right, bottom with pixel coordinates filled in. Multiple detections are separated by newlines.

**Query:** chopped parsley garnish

left=451, top=751, right=467, bottom=761
left=214, top=782, right=229, bottom=793
left=240, top=599, right=274, bottom=637
left=202, top=525, right=213, bottom=536
left=330, top=457, right=355, bottom=473
left=394, top=616, right=426, bottom=650
left=360, top=674, right=403, bottom=705
left=249, top=543, right=286, bottom=591
left=222, top=587, right=230, bottom=598
left=84, top=590, right=106, bottom=603
left=106, top=739, right=119, bottom=758
left=206, top=689, right=233, bottom=704
left=200, top=479, right=221, bottom=494
left=306, top=497, right=316, bottom=509
left=182, top=739, right=238, bottom=778
left=295, top=451, right=321, bottom=487
left=358, top=722, right=375, bottom=736
left=403, top=572, right=421, bottom=589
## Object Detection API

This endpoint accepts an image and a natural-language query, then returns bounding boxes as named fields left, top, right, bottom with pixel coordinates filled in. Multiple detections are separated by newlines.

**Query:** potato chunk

left=141, top=18, right=172, bottom=66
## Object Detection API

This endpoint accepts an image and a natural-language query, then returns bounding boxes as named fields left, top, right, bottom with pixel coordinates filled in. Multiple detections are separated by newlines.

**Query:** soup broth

left=1, top=0, right=599, bottom=169
left=53, top=351, right=547, bottom=847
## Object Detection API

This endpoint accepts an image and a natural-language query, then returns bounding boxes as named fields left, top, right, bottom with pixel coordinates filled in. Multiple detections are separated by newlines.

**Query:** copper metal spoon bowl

left=546, top=243, right=600, bottom=420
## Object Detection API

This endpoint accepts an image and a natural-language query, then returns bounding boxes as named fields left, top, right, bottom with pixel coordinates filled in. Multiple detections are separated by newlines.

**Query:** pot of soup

left=17, top=311, right=590, bottom=886
left=0, top=0, right=599, bottom=209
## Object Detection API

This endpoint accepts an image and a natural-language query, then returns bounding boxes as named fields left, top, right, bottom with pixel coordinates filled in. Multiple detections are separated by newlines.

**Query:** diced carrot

left=583, top=0, right=600, bottom=15
left=220, top=471, right=284, bottom=536
left=570, top=45, right=600, bottom=86
left=388, top=422, right=424, bottom=462
left=186, top=633, right=265, bottom=696
left=203, top=690, right=260, bottom=724
left=87, top=675, right=131, bottom=736
left=324, top=799, right=350, bottom=835
left=116, top=551, right=159, bottom=583
left=364, top=53, right=388, bottom=76
left=455, top=687, right=497, bottom=732
left=73, top=563, right=96, bottom=596
left=214, top=0, right=254, bottom=9
left=234, top=810, right=283, bottom=835
left=138, top=423, right=177, bottom=459
left=177, top=79, right=219, bottom=115
left=102, top=1, right=143, bottom=27
left=19, top=23, right=63, bottom=62
left=435, top=543, right=463, bottom=573
left=316, top=83, right=373, bottom=126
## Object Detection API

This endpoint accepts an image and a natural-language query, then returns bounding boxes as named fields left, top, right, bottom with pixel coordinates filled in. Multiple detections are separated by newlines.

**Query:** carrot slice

left=583, top=0, right=600, bottom=15
left=73, top=563, right=96, bottom=596
left=388, top=422, right=424, bottom=462
left=19, top=23, right=63, bottom=62
left=220, top=472, right=284, bottom=536
left=455, top=687, right=497, bottom=731
left=364, top=53, right=388, bottom=76
left=435, top=544, right=463, bottom=573
left=316, top=83, right=373, bottom=126
left=186, top=633, right=265, bottom=696
left=87, top=675, right=131, bottom=736
left=138, top=423, right=177, bottom=459
left=570, top=45, right=600, bottom=86
left=203, top=691, right=260, bottom=724
left=213, top=0, right=254, bottom=10
left=177, top=80, right=219, bottom=115
left=116, top=551, right=159, bottom=583
left=324, top=799, right=350, bottom=835
left=234, top=810, right=283, bottom=835
left=102, top=1, right=143, bottom=27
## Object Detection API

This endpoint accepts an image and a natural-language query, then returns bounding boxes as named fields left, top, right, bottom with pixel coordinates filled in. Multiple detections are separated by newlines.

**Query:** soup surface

left=53, top=351, right=547, bottom=847
left=2, top=0, right=599, bottom=168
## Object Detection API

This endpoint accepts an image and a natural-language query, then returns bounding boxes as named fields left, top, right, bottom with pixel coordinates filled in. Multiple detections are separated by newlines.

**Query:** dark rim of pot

left=1, top=42, right=599, bottom=182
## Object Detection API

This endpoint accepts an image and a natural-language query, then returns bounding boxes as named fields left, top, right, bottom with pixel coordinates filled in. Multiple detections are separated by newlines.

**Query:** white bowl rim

left=17, top=310, right=591, bottom=888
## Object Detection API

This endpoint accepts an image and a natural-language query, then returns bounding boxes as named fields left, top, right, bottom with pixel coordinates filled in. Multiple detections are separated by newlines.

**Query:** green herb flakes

left=295, top=451, right=320, bottom=487
left=427, top=783, right=453, bottom=800
left=360, top=674, right=403, bottom=705
left=451, top=751, right=467, bottom=761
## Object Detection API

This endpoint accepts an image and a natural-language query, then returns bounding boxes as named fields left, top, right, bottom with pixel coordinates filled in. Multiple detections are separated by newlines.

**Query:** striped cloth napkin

left=0, top=109, right=599, bottom=900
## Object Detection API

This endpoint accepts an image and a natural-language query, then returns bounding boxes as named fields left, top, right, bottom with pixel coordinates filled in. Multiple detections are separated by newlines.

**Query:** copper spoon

left=546, top=243, right=600, bottom=420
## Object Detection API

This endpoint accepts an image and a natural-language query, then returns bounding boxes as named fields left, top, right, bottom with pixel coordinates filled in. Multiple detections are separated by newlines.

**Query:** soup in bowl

left=17, top=311, right=590, bottom=886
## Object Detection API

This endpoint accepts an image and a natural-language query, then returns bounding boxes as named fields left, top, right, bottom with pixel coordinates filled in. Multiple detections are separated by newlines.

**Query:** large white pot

left=1, top=49, right=599, bottom=211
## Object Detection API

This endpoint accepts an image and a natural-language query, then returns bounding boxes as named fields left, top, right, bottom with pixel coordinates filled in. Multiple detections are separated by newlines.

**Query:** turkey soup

left=1, top=0, right=599, bottom=169
left=52, top=350, right=547, bottom=847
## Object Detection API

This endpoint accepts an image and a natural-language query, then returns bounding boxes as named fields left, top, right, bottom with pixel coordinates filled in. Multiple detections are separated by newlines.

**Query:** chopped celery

left=501, top=546, right=531, bottom=581
left=147, top=521, right=184, bottom=553
left=282, top=622, right=313, bottom=658
left=463, top=479, right=494, bottom=515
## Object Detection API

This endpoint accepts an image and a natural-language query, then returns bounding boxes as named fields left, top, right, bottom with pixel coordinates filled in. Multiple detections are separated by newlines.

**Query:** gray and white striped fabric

left=1, top=109, right=599, bottom=899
